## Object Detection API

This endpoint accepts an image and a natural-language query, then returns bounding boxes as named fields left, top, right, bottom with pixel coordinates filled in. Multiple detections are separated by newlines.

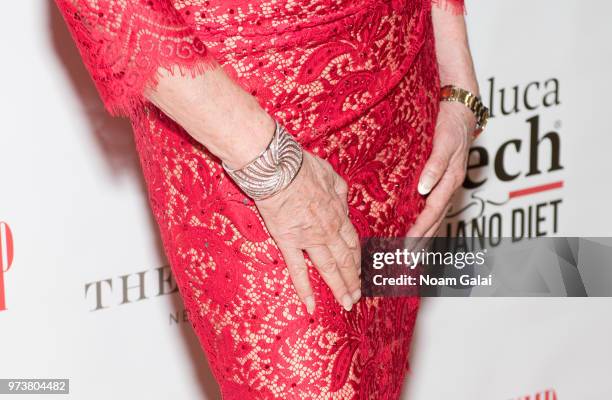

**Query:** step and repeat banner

left=1, top=1, right=611, bottom=399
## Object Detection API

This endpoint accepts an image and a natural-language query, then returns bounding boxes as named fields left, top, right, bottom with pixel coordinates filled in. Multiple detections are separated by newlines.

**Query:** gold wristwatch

left=439, top=85, right=490, bottom=139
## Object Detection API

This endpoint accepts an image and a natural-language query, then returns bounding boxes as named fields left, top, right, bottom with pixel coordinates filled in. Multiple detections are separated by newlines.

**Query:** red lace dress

left=56, top=0, right=464, bottom=398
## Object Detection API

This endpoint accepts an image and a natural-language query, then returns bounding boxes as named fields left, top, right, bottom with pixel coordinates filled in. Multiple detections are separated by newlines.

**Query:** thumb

left=418, top=139, right=452, bottom=195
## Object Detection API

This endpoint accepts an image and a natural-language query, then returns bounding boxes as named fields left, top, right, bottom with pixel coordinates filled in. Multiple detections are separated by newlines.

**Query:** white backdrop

left=1, top=1, right=611, bottom=399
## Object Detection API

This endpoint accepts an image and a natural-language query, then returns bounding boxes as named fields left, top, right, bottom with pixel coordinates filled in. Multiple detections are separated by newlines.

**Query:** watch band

left=439, top=85, right=490, bottom=138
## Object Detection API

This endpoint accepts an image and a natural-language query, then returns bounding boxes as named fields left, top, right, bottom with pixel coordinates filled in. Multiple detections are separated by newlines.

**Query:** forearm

left=144, top=65, right=275, bottom=169
left=431, top=6, right=479, bottom=96
left=431, top=5, right=480, bottom=133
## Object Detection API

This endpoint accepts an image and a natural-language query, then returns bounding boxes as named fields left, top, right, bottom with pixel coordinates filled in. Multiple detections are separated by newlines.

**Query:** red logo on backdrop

left=0, top=221, right=15, bottom=311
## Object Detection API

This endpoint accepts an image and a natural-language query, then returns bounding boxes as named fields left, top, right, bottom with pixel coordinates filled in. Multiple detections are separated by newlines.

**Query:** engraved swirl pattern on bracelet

left=221, top=120, right=304, bottom=201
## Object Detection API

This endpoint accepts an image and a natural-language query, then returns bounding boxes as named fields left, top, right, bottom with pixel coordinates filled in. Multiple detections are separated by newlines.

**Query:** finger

left=325, top=188, right=362, bottom=302
left=339, top=219, right=362, bottom=279
left=305, top=245, right=354, bottom=312
left=417, top=134, right=453, bottom=196
left=406, top=236, right=433, bottom=270
left=424, top=203, right=452, bottom=238
left=408, top=172, right=457, bottom=238
left=407, top=203, right=452, bottom=268
left=327, top=232, right=361, bottom=303
left=333, top=176, right=361, bottom=273
left=277, top=245, right=316, bottom=315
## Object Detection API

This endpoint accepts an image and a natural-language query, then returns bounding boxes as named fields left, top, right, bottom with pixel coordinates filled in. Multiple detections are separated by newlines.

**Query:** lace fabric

left=55, top=0, right=463, bottom=398
left=56, top=0, right=464, bottom=117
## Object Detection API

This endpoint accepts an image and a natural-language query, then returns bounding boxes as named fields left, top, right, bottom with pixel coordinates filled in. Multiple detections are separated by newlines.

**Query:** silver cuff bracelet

left=221, top=120, right=304, bottom=201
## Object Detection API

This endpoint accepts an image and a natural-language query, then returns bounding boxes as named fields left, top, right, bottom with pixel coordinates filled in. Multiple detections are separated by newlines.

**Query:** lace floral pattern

left=56, top=0, right=464, bottom=398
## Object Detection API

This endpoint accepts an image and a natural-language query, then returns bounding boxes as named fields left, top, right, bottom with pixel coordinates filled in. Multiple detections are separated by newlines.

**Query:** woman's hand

left=255, top=151, right=362, bottom=314
left=406, top=100, right=476, bottom=238
left=145, top=64, right=361, bottom=315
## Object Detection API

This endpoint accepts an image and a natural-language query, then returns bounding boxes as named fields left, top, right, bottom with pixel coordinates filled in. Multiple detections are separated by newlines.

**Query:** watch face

left=440, top=85, right=456, bottom=99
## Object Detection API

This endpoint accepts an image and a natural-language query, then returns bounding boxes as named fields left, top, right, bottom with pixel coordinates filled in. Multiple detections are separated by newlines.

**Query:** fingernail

left=304, top=295, right=315, bottom=315
left=351, top=288, right=361, bottom=303
left=341, top=294, right=353, bottom=311
left=418, top=174, right=435, bottom=195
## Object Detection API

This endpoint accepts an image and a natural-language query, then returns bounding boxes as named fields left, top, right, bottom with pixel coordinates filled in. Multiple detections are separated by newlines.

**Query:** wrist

left=439, top=69, right=480, bottom=97
left=184, top=98, right=276, bottom=169
left=222, top=120, right=304, bottom=201
left=440, top=100, right=477, bottom=137
left=150, top=65, right=277, bottom=169
left=437, top=48, right=480, bottom=96
left=439, top=84, right=489, bottom=139
left=217, top=109, right=276, bottom=169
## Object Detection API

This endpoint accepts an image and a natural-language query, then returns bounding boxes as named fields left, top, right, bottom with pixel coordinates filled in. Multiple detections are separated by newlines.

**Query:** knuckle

left=289, top=263, right=308, bottom=275
left=428, top=158, right=446, bottom=174
left=337, top=252, right=354, bottom=271
left=318, top=259, right=337, bottom=274
left=346, top=236, right=360, bottom=251
left=345, top=237, right=361, bottom=254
